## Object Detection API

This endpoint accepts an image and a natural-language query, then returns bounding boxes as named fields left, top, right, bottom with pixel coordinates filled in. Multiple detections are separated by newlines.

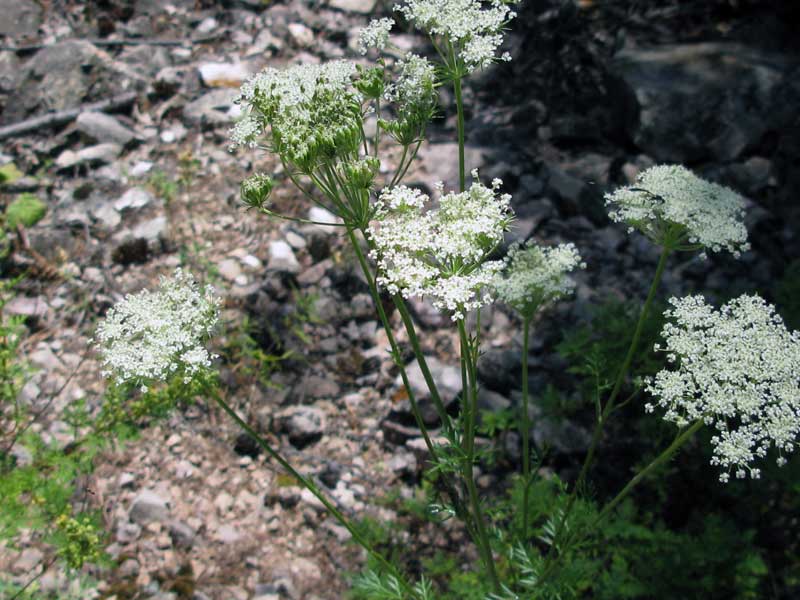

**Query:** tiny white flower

left=358, top=18, right=394, bottom=55
left=495, top=241, right=585, bottom=317
left=394, top=0, right=517, bottom=72
left=95, top=269, right=220, bottom=389
left=605, top=164, right=750, bottom=257
left=646, top=294, right=800, bottom=482
left=368, top=173, right=513, bottom=320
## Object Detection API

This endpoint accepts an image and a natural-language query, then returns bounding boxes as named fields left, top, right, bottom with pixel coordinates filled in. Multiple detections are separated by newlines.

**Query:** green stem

left=540, top=245, right=671, bottom=579
left=521, top=316, right=531, bottom=541
left=347, top=229, right=437, bottom=461
left=209, top=388, right=411, bottom=591
left=392, top=297, right=451, bottom=430
left=458, top=319, right=501, bottom=593
left=453, top=77, right=466, bottom=192
left=594, top=420, right=703, bottom=527
left=374, top=98, right=381, bottom=158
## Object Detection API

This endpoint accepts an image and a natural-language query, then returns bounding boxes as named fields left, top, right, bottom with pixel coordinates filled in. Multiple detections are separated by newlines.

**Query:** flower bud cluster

left=358, top=18, right=395, bottom=55
left=95, top=269, right=220, bottom=391
left=394, top=0, right=517, bottom=72
left=605, top=164, right=750, bottom=257
left=382, top=53, right=438, bottom=145
left=495, top=241, right=585, bottom=317
left=240, top=173, right=274, bottom=210
left=368, top=172, right=512, bottom=320
left=646, top=294, right=800, bottom=482
left=230, top=61, right=362, bottom=172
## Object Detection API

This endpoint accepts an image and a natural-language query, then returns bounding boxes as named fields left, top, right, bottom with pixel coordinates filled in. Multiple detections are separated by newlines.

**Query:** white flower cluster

left=369, top=172, right=512, bottom=320
left=95, top=269, right=220, bottom=391
left=645, top=294, right=800, bottom=483
left=230, top=61, right=361, bottom=168
left=385, top=53, right=436, bottom=111
left=605, top=165, right=750, bottom=257
left=495, top=241, right=585, bottom=317
left=394, top=0, right=516, bottom=72
left=358, top=18, right=394, bottom=55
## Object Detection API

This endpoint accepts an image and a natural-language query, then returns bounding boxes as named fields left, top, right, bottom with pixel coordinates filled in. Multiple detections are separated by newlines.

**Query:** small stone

left=183, top=89, right=240, bottom=125
left=75, top=112, right=136, bottom=146
left=91, top=201, right=121, bottom=229
left=218, top=258, right=243, bottom=282
left=116, top=520, right=142, bottom=544
left=196, top=16, right=218, bottom=34
left=56, top=143, right=122, bottom=170
left=288, top=23, right=314, bottom=48
left=114, top=187, right=153, bottom=211
left=13, top=548, right=44, bottom=573
left=275, top=406, right=326, bottom=448
left=198, top=62, right=251, bottom=88
left=215, top=524, right=243, bottom=544
left=168, top=520, right=196, bottom=549
left=268, top=240, right=300, bottom=274
left=129, top=490, right=170, bottom=525
left=214, top=491, right=235, bottom=514
left=3, top=294, right=49, bottom=323
left=328, top=0, right=377, bottom=13
left=130, top=161, right=153, bottom=177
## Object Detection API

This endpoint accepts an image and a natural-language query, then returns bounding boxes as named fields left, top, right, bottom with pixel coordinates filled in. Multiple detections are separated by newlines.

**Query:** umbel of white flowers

left=605, top=164, right=750, bottom=258
left=94, top=269, right=220, bottom=392
left=368, top=171, right=513, bottom=320
left=646, top=294, right=800, bottom=483
left=394, top=0, right=517, bottom=72
left=495, top=241, right=585, bottom=318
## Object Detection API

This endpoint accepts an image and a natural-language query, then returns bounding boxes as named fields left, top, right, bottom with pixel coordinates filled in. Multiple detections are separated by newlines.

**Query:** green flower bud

left=343, top=157, right=380, bottom=189
left=240, top=173, right=274, bottom=210
left=355, top=66, right=385, bottom=100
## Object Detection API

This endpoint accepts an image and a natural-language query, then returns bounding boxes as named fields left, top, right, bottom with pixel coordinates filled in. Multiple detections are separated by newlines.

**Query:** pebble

left=129, top=490, right=170, bottom=525
left=268, top=240, right=301, bottom=274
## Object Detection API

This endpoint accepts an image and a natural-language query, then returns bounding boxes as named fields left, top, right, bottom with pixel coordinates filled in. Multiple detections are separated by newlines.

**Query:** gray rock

left=116, top=519, right=142, bottom=544
left=0, top=0, right=41, bottom=35
left=217, top=258, right=243, bottom=282
left=198, top=62, right=251, bottom=88
left=401, top=356, right=462, bottom=405
left=13, top=548, right=44, bottom=573
left=0, top=51, right=19, bottom=92
left=56, top=143, right=122, bottom=170
left=90, top=201, right=121, bottom=229
left=328, top=0, right=377, bottom=13
left=129, top=490, right=169, bottom=525
left=268, top=240, right=301, bottom=274
left=3, top=295, right=49, bottom=323
left=132, top=216, right=168, bottom=244
left=288, top=23, right=314, bottom=48
left=477, top=349, right=521, bottom=394
left=417, top=143, right=487, bottom=192
left=387, top=450, right=418, bottom=476
left=275, top=406, right=326, bottom=448
left=114, top=187, right=154, bottom=212
left=183, top=89, right=240, bottom=125
left=6, top=40, right=132, bottom=123
left=610, top=43, right=796, bottom=163
left=76, top=112, right=137, bottom=146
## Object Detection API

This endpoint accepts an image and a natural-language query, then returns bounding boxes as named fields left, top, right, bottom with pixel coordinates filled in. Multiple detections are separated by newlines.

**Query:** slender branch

left=210, top=388, right=412, bottom=591
left=453, top=77, right=467, bottom=193
left=540, top=245, right=672, bottom=580
left=458, top=319, right=501, bottom=593
left=521, top=316, right=532, bottom=540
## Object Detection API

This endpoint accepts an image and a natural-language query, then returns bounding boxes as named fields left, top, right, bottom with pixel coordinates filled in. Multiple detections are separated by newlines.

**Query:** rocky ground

left=1, top=1, right=799, bottom=599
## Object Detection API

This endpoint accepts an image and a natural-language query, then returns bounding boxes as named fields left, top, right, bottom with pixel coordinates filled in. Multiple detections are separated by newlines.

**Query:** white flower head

left=495, top=241, right=585, bottom=317
left=369, top=173, right=513, bottom=320
left=394, top=0, right=517, bottom=72
left=358, top=18, right=395, bottom=55
left=95, top=269, right=220, bottom=389
left=605, top=164, right=750, bottom=257
left=646, top=294, right=800, bottom=482
left=231, top=61, right=362, bottom=170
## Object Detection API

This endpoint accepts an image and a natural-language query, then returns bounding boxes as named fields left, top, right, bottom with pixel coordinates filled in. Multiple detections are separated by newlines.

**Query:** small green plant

left=5, top=194, right=47, bottom=229
left=146, top=169, right=178, bottom=204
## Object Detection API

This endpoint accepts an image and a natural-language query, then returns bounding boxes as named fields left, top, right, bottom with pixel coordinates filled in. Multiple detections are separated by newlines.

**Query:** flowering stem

left=208, top=387, right=411, bottom=591
left=347, top=228, right=436, bottom=459
left=351, top=228, right=473, bottom=530
left=541, top=245, right=671, bottom=578
left=521, top=315, right=532, bottom=541
left=458, top=319, right=501, bottom=593
left=374, top=98, right=381, bottom=158
left=453, top=77, right=466, bottom=192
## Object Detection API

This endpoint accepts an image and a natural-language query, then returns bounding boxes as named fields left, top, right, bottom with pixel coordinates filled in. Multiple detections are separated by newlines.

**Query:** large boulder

left=4, top=40, right=136, bottom=124
left=609, top=43, right=798, bottom=163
